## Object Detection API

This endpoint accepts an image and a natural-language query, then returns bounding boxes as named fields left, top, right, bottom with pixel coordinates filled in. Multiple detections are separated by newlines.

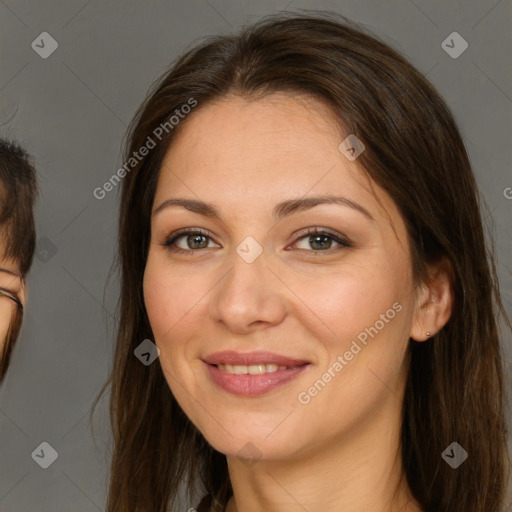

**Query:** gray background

left=0, top=0, right=511, bottom=511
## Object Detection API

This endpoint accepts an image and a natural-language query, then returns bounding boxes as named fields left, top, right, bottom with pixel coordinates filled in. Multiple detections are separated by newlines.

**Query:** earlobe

left=409, top=258, right=454, bottom=342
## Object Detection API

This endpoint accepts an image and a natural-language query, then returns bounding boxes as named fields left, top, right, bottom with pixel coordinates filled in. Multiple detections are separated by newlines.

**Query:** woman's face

left=0, top=255, right=24, bottom=354
left=143, top=93, right=429, bottom=462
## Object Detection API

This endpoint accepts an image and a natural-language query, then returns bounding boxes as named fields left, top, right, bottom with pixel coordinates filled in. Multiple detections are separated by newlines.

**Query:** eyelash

left=0, top=287, right=22, bottom=308
left=159, top=227, right=352, bottom=255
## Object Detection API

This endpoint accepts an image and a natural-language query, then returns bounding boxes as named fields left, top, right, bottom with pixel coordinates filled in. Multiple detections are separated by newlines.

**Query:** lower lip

left=204, top=362, right=310, bottom=397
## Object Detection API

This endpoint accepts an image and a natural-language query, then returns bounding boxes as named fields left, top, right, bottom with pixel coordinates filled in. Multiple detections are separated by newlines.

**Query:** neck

left=224, top=393, right=422, bottom=512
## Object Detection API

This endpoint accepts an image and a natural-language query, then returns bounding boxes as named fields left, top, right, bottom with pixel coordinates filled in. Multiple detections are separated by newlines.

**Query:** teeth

left=217, top=363, right=296, bottom=374
left=233, top=365, right=247, bottom=375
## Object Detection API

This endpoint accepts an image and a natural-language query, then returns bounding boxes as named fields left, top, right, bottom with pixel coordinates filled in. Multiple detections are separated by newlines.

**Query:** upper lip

left=203, top=351, right=310, bottom=367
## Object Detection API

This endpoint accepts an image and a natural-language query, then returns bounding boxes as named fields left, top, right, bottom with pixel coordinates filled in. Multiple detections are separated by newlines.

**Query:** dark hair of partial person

left=92, top=10, right=511, bottom=512
left=0, top=138, right=38, bottom=381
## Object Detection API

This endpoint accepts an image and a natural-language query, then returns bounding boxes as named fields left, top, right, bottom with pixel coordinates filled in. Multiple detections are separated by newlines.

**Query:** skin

left=143, top=92, right=453, bottom=512
left=0, top=257, right=25, bottom=354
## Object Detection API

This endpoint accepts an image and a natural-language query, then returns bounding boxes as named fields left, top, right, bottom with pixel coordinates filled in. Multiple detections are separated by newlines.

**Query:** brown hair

left=98, top=11, right=511, bottom=512
left=0, top=138, right=38, bottom=381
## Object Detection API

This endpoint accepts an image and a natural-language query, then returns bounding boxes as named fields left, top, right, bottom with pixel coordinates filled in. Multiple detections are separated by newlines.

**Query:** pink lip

left=202, top=351, right=309, bottom=367
left=202, top=351, right=311, bottom=397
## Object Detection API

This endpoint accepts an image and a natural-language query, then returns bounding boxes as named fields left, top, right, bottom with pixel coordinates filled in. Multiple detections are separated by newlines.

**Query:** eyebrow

left=153, top=195, right=375, bottom=223
left=0, top=268, right=21, bottom=278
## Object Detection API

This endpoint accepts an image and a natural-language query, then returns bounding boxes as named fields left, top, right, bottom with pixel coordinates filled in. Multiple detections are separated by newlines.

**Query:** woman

left=102, top=12, right=511, bottom=512
left=0, top=138, right=38, bottom=383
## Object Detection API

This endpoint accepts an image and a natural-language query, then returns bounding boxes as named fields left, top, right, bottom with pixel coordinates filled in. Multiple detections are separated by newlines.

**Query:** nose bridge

left=210, top=235, right=286, bottom=331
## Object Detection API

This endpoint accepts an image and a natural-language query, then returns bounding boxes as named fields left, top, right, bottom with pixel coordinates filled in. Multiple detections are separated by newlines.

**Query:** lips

left=202, top=351, right=311, bottom=397
left=202, top=351, right=309, bottom=367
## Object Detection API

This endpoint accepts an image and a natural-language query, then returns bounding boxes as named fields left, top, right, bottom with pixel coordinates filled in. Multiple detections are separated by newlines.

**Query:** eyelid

left=292, top=226, right=348, bottom=241
left=163, top=227, right=216, bottom=244
left=290, top=227, right=352, bottom=250
left=160, top=227, right=220, bottom=253
left=0, top=288, right=23, bottom=308
left=160, top=226, right=352, bottom=253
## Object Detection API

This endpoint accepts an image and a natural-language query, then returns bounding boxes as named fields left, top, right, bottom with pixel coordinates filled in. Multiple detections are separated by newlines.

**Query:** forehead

left=155, top=93, right=404, bottom=234
left=0, top=249, right=21, bottom=275
left=160, top=93, right=345, bottom=186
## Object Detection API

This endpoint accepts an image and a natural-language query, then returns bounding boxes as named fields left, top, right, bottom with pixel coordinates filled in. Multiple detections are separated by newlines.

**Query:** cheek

left=299, top=257, right=407, bottom=341
left=142, top=256, right=209, bottom=425
left=301, top=256, right=412, bottom=403
left=143, top=266, right=180, bottom=340
left=294, top=271, right=411, bottom=437
left=143, top=256, right=209, bottom=349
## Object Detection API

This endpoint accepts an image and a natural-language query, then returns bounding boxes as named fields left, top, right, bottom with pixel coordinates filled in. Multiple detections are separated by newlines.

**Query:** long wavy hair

left=0, top=138, right=38, bottom=382
left=98, top=11, right=511, bottom=512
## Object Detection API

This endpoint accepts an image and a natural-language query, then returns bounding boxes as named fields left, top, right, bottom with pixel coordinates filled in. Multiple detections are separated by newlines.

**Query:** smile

left=216, top=363, right=298, bottom=374
left=202, top=351, right=311, bottom=396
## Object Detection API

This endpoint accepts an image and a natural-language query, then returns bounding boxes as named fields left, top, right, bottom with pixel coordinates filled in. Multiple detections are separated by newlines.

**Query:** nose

left=209, top=246, right=288, bottom=335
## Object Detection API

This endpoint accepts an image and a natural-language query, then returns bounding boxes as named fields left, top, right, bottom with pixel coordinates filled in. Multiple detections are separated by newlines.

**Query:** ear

left=410, top=257, right=454, bottom=342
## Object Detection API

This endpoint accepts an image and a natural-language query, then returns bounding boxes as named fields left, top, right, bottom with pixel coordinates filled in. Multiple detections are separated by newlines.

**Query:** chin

left=194, top=414, right=309, bottom=464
